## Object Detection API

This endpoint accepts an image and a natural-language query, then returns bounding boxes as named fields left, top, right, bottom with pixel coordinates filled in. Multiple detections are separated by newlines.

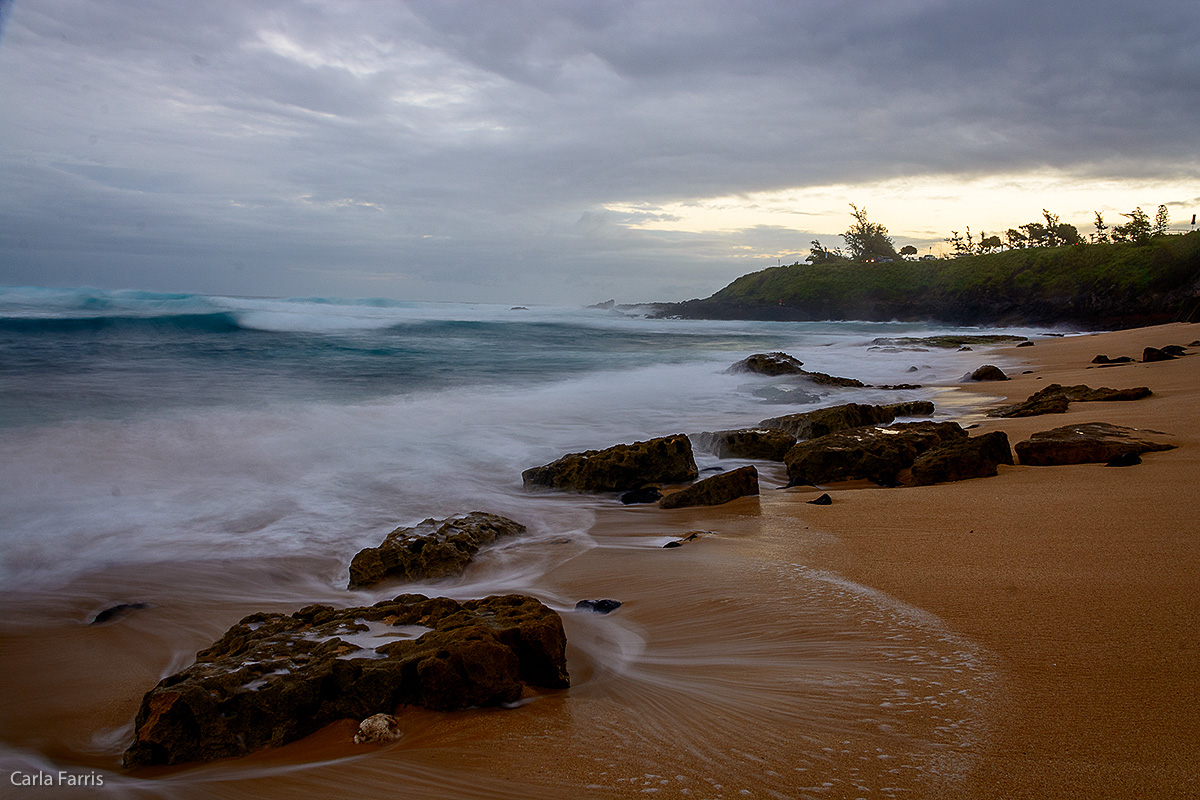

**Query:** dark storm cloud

left=0, top=0, right=1196, bottom=302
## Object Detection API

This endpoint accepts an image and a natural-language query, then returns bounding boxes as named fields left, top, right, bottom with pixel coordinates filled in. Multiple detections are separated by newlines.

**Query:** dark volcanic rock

left=760, top=401, right=934, bottom=440
left=123, top=594, right=569, bottom=767
left=91, top=602, right=150, bottom=625
left=663, top=531, right=705, bottom=548
left=1014, top=422, right=1176, bottom=466
left=695, top=428, right=796, bottom=461
left=727, top=352, right=863, bottom=386
left=522, top=434, right=698, bottom=493
left=967, top=365, right=1009, bottom=381
left=619, top=486, right=663, bottom=504
left=909, top=431, right=1014, bottom=485
left=806, top=493, right=833, bottom=505
left=989, top=384, right=1153, bottom=418
left=988, top=392, right=1071, bottom=418
left=800, top=370, right=866, bottom=387
left=784, top=421, right=968, bottom=487
left=575, top=599, right=622, bottom=614
left=1105, top=452, right=1143, bottom=467
left=728, top=352, right=806, bottom=376
left=659, top=465, right=759, bottom=509
left=348, top=512, right=525, bottom=589
left=1092, top=354, right=1134, bottom=364
left=1142, top=346, right=1176, bottom=362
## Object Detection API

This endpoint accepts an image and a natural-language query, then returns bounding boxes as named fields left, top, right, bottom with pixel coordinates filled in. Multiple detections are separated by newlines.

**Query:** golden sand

left=1, top=324, right=1196, bottom=799
left=785, top=323, right=1200, bottom=798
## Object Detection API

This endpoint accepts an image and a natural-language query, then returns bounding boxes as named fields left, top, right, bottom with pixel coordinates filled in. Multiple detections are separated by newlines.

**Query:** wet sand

left=1, top=323, right=1197, bottom=799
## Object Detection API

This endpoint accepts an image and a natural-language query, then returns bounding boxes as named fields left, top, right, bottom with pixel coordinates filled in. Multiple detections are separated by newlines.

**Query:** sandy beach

left=0, top=322, right=1196, bottom=799
left=784, top=322, right=1200, bottom=798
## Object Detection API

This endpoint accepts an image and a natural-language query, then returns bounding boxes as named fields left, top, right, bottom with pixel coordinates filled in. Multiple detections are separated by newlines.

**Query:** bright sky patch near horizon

left=1, top=0, right=1197, bottom=304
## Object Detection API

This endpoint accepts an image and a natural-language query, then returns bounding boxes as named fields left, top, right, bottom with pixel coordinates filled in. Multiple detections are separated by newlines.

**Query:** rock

left=659, top=465, right=759, bottom=509
left=695, top=428, right=796, bottom=461
left=123, top=594, right=569, bottom=767
left=1105, top=452, right=1143, bottom=467
left=877, top=383, right=923, bottom=390
left=989, top=384, right=1153, bottom=418
left=522, top=434, right=698, bottom=493
left=806, top=493, right=833, bottom=505
left=967, top=365, right=1009, bottom=381
left=91, top=602, right=150, bottom=625
left=760, top=401, right=933, bottom=441
left=988, top=392, right=1070, bottom=418
left=575, top=599, right=621, bottom=614
left=1092, top=354, right=1134, bottom=364
left=348, top=512, right=525, bottom=590
left=871, top=335, right=1028, bottom=349
left=354, top=713, right=403, bottom=744
left=727, top=352, right=864, bottom=386
left=909, top=431, right=1014, bottom=485
left=728, top=352, right=805, bottom=376
left=1017, top=341, right=1035, bottom=347
left=885, top=400, right=937, bottom=418
left=799, top=370, right=866, bottom=387
left=1014, top=422, right=1176, bottom=466
left=783, top=421, right=968, bottom=487
left=958, top=346, right=973, bottom=351
left=619, top=486, right=663, bottom=504
left=663, top=531, right=705, bottom=548
left=1142, top=346, right=1178, bottom=362
left=1162, top=345, right=1188, bottom=357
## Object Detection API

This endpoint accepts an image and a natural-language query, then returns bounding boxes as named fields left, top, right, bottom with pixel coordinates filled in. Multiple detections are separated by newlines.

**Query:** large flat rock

left=1014, top=422, right=1176, bottom=466
left=123, top=594, right=569, bottom=767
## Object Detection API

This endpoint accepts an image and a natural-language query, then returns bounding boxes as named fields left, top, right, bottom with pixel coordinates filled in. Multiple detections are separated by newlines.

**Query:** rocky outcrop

left=967, top=365, right=1009, bottom=381
left=1092, top=354, right=1134, bottom=364
left=348, top=512, right=525, bottom=589
left=695, top=428, right=796, bottom=460
left=761, top=401, right=935, bottom=440
left=1143, top=345, right=1188, bottom=362
left=988, top=384, right=1152, bottom=418
left=909, top=431, right=1014, bottom=485
left=728, top=352, right=865, bottom=386
left=1014, top=423, right=1176, bottom=466
left=988, top=392, right=1071, bottom=418
left=784, top=421, right=968, bottom=487
left=659, top=465, right=759, bottom=509
left=728, top=352, right=806, bottom=376
left=522, top=434, right=698, bottom=493
left=123, top=594, right=569, bottom=767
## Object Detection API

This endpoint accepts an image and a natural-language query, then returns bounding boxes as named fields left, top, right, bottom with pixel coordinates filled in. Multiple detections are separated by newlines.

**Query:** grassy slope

left=690, top=231, right=1200, bottom=327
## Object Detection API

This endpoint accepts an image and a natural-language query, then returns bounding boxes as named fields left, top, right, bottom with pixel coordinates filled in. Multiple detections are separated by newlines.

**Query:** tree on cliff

left=1111, top=207, right=1151, bottom=243
left=1153, top=204, right=1170, bottom=236
left=842, top=204, right=899, bottom=261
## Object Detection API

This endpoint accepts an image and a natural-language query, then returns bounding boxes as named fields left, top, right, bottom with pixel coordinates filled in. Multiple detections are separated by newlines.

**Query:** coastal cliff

left=647, top=231, right=1200, bottom=328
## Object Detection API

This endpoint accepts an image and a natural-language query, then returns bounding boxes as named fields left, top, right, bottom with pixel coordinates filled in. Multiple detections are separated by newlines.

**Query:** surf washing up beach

left=0, top=286, right=1196, bottom=800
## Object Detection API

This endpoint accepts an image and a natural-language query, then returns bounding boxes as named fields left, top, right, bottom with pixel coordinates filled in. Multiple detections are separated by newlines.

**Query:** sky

left=1, top=0, right=1198, bottom=305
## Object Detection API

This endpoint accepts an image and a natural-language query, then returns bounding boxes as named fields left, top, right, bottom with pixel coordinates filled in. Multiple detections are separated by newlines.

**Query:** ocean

left=0, top=286, right=1047, bottom=798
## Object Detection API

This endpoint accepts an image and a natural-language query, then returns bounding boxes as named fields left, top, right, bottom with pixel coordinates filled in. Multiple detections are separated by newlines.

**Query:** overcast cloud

left=1, top=0, right=1197, bottom=303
